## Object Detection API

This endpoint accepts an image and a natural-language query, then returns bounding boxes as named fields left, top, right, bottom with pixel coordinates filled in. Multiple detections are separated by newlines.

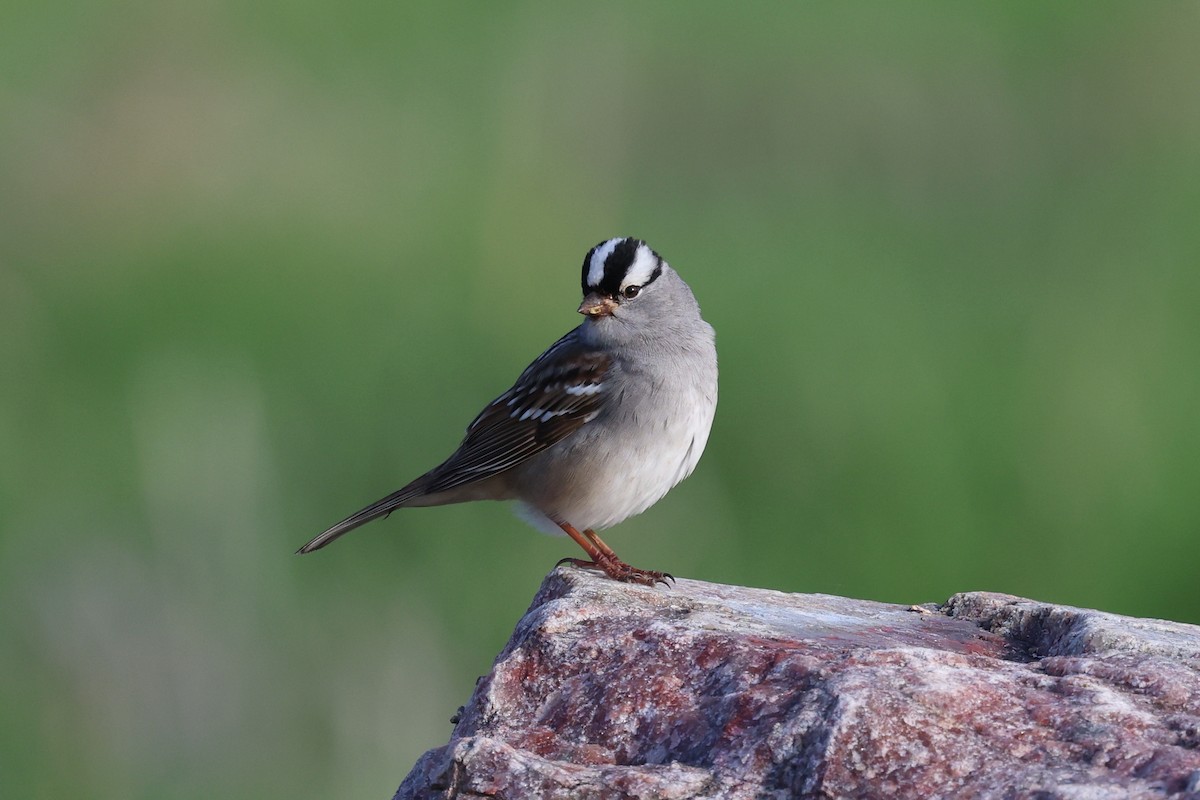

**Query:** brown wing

left=421, top=332, right=610, bottom=495
left=298, top=332, right=609, bottom=554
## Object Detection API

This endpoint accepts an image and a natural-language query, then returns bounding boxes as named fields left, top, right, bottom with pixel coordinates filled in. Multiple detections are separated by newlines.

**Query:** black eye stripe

left=645, top=262, right=662, bottom=286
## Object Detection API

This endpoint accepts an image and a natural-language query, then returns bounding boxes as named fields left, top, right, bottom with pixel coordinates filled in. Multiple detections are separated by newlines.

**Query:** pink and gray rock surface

left=395, top=567, right=1200, bottom=799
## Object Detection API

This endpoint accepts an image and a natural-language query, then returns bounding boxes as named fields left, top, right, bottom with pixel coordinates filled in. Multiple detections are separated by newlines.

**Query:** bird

left=297, top=237, right=718, bottom=586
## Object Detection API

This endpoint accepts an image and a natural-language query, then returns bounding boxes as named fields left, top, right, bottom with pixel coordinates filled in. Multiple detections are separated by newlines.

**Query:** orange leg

left=583, top=528, right=624, bottom=564
left=555, top=522, right=673, bottom=587
left=557, top=522, right=607, bottom=565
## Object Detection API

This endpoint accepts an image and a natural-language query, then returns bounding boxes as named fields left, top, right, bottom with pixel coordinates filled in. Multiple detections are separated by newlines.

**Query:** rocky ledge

left=395, top=567, right=1200, bottom=799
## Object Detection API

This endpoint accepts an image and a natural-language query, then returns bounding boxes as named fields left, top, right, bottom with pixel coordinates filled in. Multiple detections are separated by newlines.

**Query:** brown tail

left=297, top=480, right=427, bottom=554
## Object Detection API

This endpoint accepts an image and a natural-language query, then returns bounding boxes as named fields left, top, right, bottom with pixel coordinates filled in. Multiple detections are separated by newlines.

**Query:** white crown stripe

left=621, top=244, right=659, bottom=289
left=586, top=239, right=621, bottom=288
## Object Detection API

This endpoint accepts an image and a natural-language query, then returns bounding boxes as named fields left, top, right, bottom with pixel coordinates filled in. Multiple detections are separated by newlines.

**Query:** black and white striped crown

left=581, top=238, right=664, bottom=297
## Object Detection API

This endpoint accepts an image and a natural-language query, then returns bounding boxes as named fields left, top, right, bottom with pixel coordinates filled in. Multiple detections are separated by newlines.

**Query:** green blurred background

left=3, top=2, right=1199, bottom=797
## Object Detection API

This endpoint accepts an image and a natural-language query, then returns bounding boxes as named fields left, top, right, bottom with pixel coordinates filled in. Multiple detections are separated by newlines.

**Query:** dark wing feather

left=298, top=331, right=609, bottom=554
left=422, top=332, right=610, bottom=494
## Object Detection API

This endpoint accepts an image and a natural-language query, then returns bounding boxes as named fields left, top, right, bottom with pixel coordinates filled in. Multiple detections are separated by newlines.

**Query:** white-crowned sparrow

left=298, top=238, right=718, bottom=585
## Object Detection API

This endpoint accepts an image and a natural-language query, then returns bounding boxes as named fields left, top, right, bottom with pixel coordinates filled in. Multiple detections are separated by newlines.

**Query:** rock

left=394, top=568, right=1200, bottom=800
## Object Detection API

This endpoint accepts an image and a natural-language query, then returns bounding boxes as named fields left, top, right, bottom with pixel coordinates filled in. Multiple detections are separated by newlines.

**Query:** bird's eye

left=622, top=285, right=641, bottom=299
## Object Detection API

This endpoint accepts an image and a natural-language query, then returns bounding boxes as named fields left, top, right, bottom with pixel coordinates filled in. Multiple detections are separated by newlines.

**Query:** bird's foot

left=556, top=556, right=674, bottom=588
left=610, top=561, right=675, bottom=588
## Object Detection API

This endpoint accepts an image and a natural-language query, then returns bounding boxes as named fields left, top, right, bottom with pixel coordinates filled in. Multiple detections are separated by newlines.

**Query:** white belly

left=513, top=369, right=717, bottom=534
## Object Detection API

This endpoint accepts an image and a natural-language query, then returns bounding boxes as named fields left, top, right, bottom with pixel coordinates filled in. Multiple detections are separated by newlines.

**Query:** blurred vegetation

left=3, top=2, right=1199, bottom=797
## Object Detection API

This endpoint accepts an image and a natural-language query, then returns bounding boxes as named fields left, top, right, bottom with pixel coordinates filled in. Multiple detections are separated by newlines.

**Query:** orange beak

left=578, top=293, right=617, bottom=317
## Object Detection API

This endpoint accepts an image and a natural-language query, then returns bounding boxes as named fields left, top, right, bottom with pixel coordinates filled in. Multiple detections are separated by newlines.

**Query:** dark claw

left=560, top=554, right=675, bottom=588
left=557, top=557, right=602, bottom=572
left=619, top=568, right=667, bottom=588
